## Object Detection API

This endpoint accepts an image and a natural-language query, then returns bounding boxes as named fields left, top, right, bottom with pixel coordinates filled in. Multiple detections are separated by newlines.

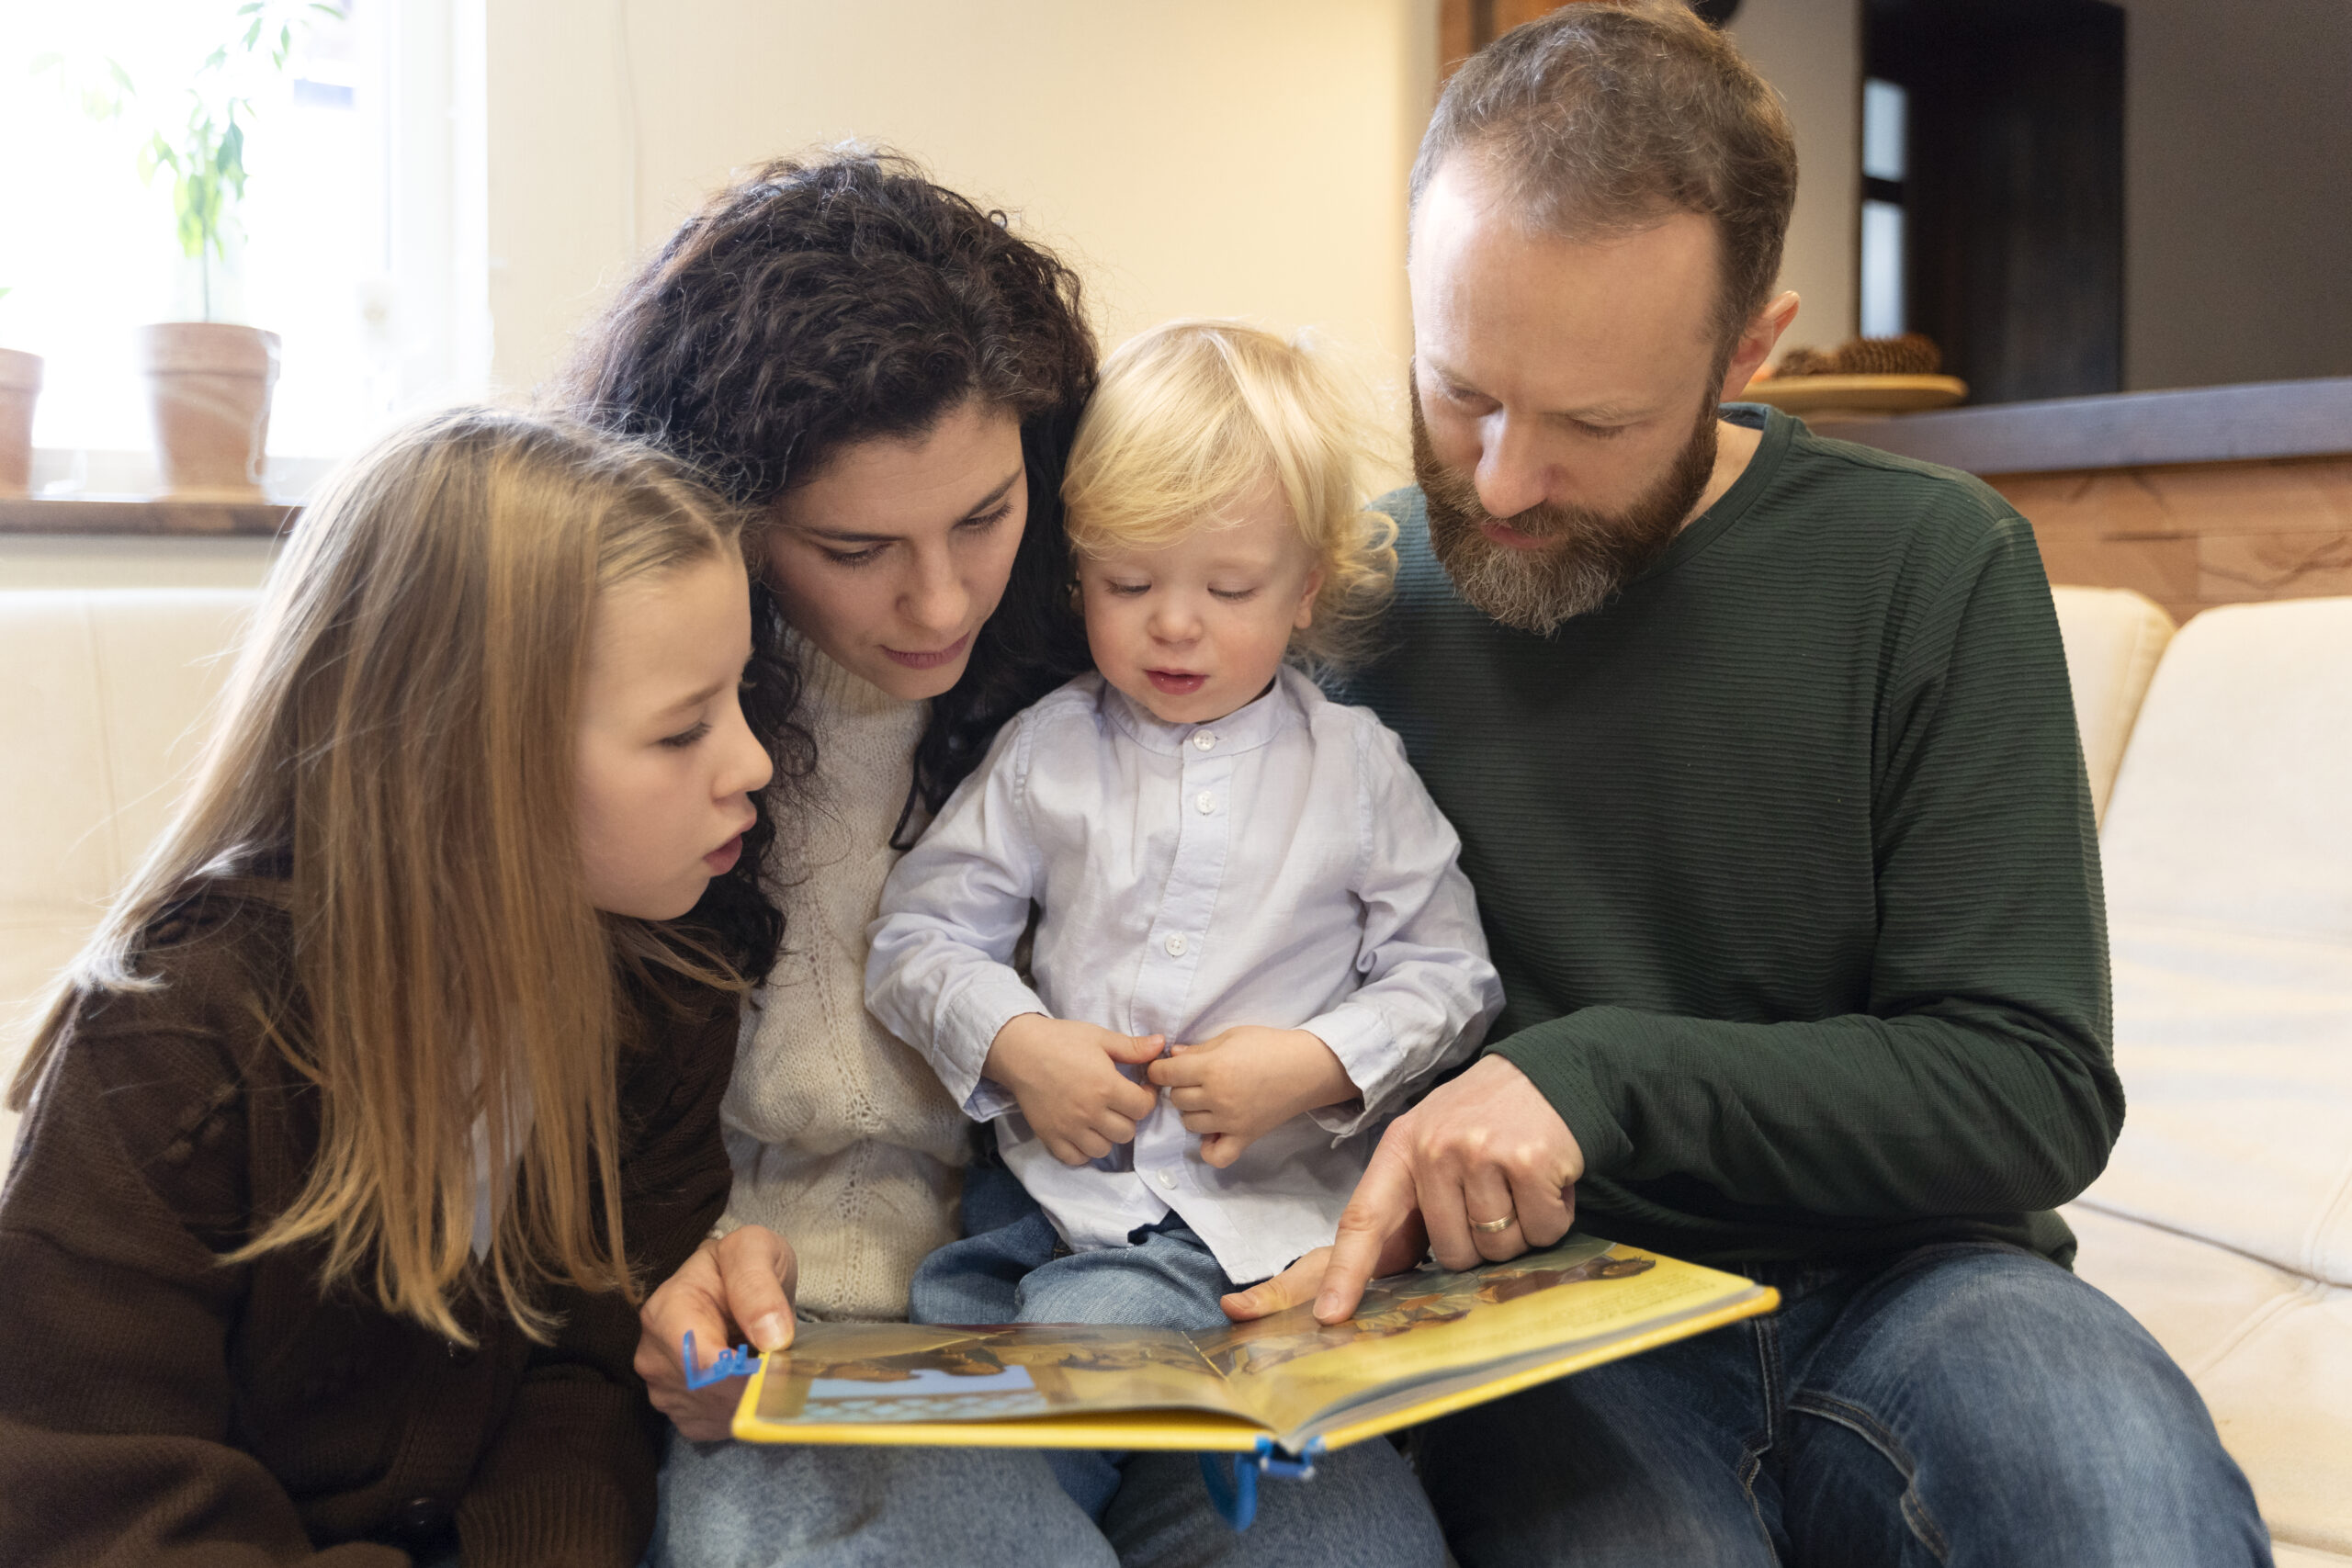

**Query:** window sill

left=0, top=496, right=298, bottom=536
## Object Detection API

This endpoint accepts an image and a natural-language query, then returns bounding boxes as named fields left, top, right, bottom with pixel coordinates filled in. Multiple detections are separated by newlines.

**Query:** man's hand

left=1314, top=1055, right=1582, bottom=1324
left=1149, top=1026, right=1357, bottom=1168
left=984, top=1013, right=1164, bottom=1167
left=1216, top=1216, right=1430, bottom=1322
left=634, top=1224, right=798, bottom=1440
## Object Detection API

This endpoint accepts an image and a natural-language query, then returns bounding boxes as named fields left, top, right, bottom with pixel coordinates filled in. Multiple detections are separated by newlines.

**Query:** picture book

left=723, top=1234, right=1776, bottom=1461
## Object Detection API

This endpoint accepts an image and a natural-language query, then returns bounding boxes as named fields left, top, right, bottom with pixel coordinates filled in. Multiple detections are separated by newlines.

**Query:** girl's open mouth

left=1148, top=670, right=1206, bottom=695
left=704, top=834, right=744, bottom=874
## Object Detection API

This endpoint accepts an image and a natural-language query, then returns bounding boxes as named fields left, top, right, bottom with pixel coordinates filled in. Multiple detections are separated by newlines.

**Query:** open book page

left=730, top=1237, right=1776, bottom=1452
left=1198, top=1236, right=1774, bottom=1449
left=741, top=1322, right=1267, bottom=1444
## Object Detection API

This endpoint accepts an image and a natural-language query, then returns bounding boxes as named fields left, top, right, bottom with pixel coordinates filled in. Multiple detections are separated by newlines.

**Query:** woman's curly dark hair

left=560, top=148, right=1098, bottom=978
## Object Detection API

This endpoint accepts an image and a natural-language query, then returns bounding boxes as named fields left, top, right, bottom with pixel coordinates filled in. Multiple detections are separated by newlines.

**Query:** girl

left=0, top=409, right=775, bottom=1567
left=865, top=319, right=1502, bottom=1517
left=570, top=153, right=1448, bottom=1566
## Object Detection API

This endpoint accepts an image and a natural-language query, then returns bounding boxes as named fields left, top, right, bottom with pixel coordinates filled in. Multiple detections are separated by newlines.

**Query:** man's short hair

left=1410, top=0, right=1799, bottom=355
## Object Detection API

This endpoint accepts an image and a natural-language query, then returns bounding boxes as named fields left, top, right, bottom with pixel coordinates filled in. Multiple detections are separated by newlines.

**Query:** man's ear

left=1717, top=291, right=1802, bottom=402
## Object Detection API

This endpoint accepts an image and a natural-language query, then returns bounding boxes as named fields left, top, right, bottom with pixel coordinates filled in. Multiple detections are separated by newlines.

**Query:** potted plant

left=60, top=6, right=332, bottom=501
left=134, top=67, right=280, bottom=502
left=0, top=288, right=39, bottom=500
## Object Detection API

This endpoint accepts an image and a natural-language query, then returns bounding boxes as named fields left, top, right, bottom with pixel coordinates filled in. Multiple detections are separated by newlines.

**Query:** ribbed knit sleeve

left=2, top=898, right=742, bottom=1567
left=0, top=923, right=405, bottom=1567
left=457, top=982, right=738, bottom=1568
left=1495, top=510, right=2120, bottom=1225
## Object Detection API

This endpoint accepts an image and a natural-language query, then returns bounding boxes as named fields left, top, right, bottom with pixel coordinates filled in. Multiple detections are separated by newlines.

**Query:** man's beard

left=1413, top=391, right=1720, bottom=636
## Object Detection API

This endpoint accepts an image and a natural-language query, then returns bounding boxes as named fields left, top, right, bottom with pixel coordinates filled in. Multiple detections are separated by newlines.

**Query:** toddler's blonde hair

left=1062, top=319, right=1397, bottom=668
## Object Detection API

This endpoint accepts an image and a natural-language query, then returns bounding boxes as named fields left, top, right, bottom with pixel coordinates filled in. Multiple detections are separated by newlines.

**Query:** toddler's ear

left=1294, top=567, right=1325, bottom=629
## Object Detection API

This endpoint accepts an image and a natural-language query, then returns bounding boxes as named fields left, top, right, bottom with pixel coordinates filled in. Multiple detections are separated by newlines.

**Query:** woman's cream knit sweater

left=718, top=647, right=970, bottom=1321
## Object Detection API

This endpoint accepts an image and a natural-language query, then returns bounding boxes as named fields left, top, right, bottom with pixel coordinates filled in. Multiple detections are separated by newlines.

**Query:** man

left=1225, top=4, right=2270, bottom=1563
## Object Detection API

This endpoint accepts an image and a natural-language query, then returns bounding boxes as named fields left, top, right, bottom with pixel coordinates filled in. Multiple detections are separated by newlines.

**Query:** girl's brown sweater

left=0, top=882, right=738, bottom=1566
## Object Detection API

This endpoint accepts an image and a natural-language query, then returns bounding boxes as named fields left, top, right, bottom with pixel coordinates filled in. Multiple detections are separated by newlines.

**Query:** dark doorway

left=1864, top=0, right=2126, bottom=404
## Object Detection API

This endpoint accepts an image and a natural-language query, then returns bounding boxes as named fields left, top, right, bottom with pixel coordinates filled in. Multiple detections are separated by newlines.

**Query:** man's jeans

left=1419, top=1239, right=2273, bottom=1567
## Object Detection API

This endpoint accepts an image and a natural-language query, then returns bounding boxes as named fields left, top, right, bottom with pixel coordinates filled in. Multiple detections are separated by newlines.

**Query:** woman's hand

left=635, top=1224, right=799, bottom=1440
left=1150, top=1026, right=1357, bottom=1168
left=984, top=1013, right=1164, bottom=1167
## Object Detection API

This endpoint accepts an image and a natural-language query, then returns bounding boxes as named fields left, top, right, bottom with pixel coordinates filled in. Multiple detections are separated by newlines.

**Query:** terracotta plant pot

left=136, top=322, right=281, bottom=502
left=0, top=347, right=40, bottom=501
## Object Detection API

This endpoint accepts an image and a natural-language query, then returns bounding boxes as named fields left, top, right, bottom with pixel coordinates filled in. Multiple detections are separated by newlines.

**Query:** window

left=0, top=0, right=480, bottom=493
left=1859, top=76, right=1907, bottom=340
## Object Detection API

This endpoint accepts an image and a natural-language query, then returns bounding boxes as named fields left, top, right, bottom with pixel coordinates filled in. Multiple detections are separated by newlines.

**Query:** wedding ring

left=1470, top=1213, right=1517, bottom=1234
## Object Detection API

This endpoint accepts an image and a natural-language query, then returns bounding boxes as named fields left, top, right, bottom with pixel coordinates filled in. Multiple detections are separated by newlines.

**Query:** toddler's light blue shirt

left=865, top=667, right=1503, bottom=1285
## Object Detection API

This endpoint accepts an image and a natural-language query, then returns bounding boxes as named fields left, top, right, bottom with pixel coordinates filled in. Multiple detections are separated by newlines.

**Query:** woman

left=564, top=151, right=1444, bottom=1566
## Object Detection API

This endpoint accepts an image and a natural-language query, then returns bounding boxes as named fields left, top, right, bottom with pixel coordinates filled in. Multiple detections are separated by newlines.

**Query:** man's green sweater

left=1351, top=406, right=2120, bottom=1268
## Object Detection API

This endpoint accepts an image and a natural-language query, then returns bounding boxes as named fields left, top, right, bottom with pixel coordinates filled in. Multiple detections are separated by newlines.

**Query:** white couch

left=1, top=588, right=258, bottom=1158
left=2, top=584, right=2346, bottom=1552
left=2054, top=592, right=2352, bottom=1565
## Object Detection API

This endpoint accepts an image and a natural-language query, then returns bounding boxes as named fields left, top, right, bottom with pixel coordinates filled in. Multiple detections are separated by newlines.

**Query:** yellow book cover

left=729, top=1235, right=1776, bottom=1458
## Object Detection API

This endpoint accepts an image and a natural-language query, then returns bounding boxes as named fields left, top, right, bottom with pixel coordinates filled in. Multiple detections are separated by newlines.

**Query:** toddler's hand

left=1149, top=1026, right=1357, bottom=1168
left=985, top=1014, right=1165, bottom=1167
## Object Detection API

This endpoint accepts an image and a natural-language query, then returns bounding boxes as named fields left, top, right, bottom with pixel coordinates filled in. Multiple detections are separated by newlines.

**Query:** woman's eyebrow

left=797, top=469, right=1023, bottom=545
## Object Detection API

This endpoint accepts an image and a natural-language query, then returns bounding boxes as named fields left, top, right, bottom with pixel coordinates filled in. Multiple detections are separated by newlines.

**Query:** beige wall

left=2114, top=0, right=2352, bottom=391
left=1728, top=0, right=1860, bottom=362
left=485, top=0, right=1440, bottom=400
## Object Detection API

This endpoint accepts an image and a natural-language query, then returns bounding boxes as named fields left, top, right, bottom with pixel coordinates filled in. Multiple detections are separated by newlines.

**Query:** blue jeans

left=915, top=1190, right=1336, bottom=1525
left=650, top=1430, right=1442, bottom=1568
left=911, top=1207, right=1238, bottom=1332
left=1419, top=1240, right=2273, bottom=1567
left=649, top=1164, right=1443, bottom=1567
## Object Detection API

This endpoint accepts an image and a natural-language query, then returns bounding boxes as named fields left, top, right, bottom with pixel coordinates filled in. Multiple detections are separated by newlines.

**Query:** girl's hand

left=635, top=1224, right=799, bottom=1440
left=1149, top=1026, right=1357, bottom=1168
left=984, top=1014, right=1165, bottom=1167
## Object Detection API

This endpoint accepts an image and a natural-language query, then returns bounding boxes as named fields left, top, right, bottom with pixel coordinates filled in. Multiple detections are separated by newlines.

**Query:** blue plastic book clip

left=680, top=1329, right=762, bottom=1391
left=1197, top=1436, right=1324, bottom=1531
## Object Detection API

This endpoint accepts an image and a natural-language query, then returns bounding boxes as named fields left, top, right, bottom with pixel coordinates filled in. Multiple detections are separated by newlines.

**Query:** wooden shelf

left=1806, top=378, right=2352, bottom=626
left=1810, top=377, right=2352, bottom=476
left=0, top=496, right=299, bottom=536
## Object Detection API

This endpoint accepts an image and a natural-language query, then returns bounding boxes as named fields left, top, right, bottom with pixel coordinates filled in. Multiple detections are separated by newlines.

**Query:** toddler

left=866, top=319, right=1503, bottom=1357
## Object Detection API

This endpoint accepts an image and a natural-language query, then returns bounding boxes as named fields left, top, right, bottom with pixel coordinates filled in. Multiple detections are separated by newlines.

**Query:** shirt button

left=1193, top=731, right=1217, bottom=750
left=1164, top=933, right=1188, bottom=957
left=1195, top=792, right=1216, bottom=814
left=1155, top=1169, right=1178, bottom=1190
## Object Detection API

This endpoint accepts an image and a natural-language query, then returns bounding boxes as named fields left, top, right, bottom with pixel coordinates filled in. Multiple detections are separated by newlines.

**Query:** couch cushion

left=2075, top=598, right=2352, bottom=1287
left=2050, top=585, right=2174, bottom=827
left=2070, top=595, right=2352, bottom=1554
left=2066, top=1204, right=2352, bottom=1558
left=0, top=589, right=257, bottom=1157
left=2101, top=597, right=2352, bottom=944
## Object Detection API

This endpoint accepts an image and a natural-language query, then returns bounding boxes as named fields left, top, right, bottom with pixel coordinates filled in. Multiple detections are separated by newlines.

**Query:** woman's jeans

left=1419, top=1239, right=2274, bottom=1567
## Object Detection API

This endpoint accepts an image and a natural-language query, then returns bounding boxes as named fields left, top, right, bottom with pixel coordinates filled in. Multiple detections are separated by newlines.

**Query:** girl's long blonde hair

left=8, top=407, right=746, bottom=1343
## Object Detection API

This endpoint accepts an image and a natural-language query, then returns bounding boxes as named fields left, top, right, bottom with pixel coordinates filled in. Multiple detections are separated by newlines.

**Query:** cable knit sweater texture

left=719, top=643, right=970, bottom=1321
